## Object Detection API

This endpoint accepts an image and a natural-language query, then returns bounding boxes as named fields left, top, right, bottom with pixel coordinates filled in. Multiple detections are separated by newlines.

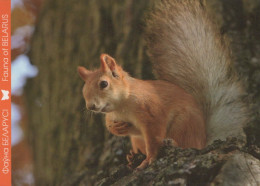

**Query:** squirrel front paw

left=108, top=121, right=132, bottom=136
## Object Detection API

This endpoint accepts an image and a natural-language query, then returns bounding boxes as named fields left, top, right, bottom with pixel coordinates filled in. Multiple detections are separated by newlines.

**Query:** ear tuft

left=77, top=66, right=90, bottom=80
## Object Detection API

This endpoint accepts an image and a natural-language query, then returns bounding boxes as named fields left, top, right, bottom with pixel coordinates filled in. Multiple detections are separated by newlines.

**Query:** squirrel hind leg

left=127, top=137, right=146, bottom=169
left=167, top=112, right=206, bottom=149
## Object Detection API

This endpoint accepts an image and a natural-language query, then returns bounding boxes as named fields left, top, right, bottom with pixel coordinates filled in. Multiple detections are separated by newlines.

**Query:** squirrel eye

left=100, top=80, right=108, bottom=89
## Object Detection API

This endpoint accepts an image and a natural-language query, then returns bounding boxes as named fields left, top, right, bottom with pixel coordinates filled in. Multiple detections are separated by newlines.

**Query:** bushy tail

left=145, top=0, right=249, bottom=144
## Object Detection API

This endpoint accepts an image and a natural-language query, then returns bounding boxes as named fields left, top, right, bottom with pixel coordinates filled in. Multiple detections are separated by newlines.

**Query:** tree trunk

left=25, top=0, right=260, bottom=185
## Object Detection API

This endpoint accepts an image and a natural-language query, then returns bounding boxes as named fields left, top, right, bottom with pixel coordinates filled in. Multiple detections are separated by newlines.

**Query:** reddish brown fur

left=78, top=54, right=206, bottom=169
left=78, top=0, right=249, bottom=170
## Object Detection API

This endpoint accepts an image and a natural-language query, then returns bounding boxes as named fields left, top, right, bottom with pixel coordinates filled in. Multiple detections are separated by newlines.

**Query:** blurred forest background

left=11, top=0, right=260, bottom=185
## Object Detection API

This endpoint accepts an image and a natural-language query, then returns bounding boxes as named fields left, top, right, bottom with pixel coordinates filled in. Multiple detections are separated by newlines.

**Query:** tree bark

left=25, top=0, right=260, bottom=185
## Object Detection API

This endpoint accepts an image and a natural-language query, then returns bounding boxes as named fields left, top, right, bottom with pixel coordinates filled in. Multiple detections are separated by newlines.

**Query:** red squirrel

left=78, top=0, right=248, bottom=170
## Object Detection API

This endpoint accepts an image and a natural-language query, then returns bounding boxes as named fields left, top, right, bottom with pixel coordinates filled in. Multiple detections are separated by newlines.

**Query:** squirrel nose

left=89, top=104, right=96, bottom=111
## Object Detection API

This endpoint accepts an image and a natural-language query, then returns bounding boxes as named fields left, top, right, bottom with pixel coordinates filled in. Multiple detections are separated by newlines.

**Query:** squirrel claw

left=126, top=150, right=135, bottom=165
left=113, top=122, right=131, bottom=128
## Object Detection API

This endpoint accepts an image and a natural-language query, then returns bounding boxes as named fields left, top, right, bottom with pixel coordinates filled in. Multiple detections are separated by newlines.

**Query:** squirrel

left=78, top=0, right=249, bottom=170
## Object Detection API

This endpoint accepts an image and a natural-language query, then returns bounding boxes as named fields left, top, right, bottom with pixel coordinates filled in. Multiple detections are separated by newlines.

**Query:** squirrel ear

left=100, top=54, right=118, bottom=73
left=77, top=66, right=90, bottom=80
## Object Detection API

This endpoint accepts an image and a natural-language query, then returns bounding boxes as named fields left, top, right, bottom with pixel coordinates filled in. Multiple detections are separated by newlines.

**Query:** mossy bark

left=25, top=0, right=260, bottom=185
